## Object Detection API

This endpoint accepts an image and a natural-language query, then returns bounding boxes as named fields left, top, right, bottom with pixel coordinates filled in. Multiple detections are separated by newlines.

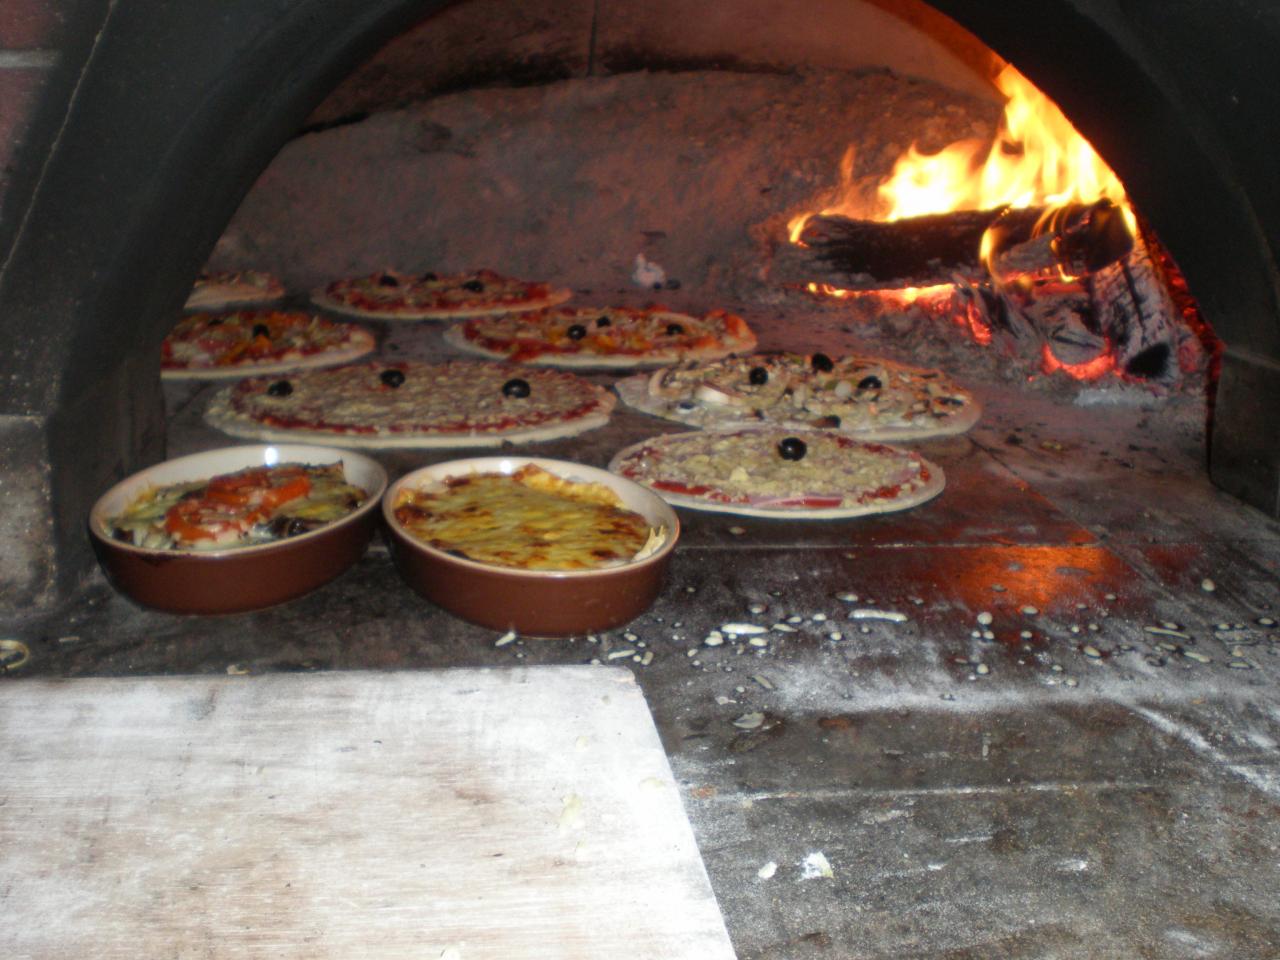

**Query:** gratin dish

left=383, top=456, right=680, bottom=637
left=89, top=444, right=387, bottom=614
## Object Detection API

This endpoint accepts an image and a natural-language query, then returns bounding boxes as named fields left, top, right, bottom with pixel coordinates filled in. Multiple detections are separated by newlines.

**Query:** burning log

left=773, top=208, right=1025, bottom=289
left=776, top=199, right=1188, bottom=385
left=783, top=201, right=1130, bottom=290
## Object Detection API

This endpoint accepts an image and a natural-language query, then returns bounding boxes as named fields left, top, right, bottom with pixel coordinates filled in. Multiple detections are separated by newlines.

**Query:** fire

left=790, top=62, right=1131, bottom=230
left=1039, top=342, right=1117, bottom=380
left=790, top=61, right=1141, bottom=384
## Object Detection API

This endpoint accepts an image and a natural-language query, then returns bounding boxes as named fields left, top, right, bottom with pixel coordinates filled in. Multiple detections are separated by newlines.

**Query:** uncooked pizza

left=161, top=309, right=376, bottom=379
left=609, top=428, right=944, bottom=518
left=312, top=268, right=572, bottom=320
left=442, top=305, right=757, bottom=367
left=204, top=360, right=615, bottom=448
left=614, top=351, right=979, bottom=441
left=184, top=270, right=285, bottom=310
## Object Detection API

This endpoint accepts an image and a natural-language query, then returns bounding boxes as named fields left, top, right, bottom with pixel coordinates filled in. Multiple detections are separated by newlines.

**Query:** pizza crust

left=311, top=286, right=573, bottom=320
left=441, top=306, right=758, bottom=368
left=161, top=330, right=376, bottom=380
left=608, top=429, right=945, bottom=519
left=203, top=361, right=616, bottom=449
left=311, top=269, right=573, bottom=321
left=613, top=353, right=981, bottom=442
left=184, top=271, right=286, bottom=310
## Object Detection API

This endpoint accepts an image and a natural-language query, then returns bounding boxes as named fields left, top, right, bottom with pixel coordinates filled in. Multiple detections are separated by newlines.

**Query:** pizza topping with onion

left=609, top=429, right=943, bottom=517
left=108, top=463, right=369, bottom=551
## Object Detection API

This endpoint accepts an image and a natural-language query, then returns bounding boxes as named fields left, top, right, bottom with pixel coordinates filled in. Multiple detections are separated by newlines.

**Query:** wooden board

left=0, top=668, right=737, bottom=959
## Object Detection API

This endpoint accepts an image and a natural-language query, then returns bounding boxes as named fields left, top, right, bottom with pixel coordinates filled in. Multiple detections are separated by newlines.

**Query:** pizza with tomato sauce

left=614, top=351, right=979, bottom=441
left=161, top=309, right=376, bottom=379
left=185, top=270, right=286, bottom=310
left=106, top=462, right=369, bottom=551
left=312, top=268, right=572, bottom=320
left=204, top=360, right=615, bottom=448
left=608, top=428, right=944, bottom=518
left=442, top=305, right=757, bottom=367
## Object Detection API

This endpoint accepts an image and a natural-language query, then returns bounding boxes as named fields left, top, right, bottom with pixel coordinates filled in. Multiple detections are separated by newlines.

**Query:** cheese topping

left=217, top=361, right=611, bottom=436
left=107, top=462, right=369, bottom=551
left=394, top=466, right=656, bottom=570
left=637, top=352, right=974, bottom=432
left=162, top=310, right=371, bottom=371
left=456, top=306, right=756, bottom=363
left=613, top=430, right=927, bottom=507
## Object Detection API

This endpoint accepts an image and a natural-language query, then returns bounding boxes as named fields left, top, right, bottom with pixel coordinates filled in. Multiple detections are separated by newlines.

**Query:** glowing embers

left=783, top=64, right=1207, bottom=386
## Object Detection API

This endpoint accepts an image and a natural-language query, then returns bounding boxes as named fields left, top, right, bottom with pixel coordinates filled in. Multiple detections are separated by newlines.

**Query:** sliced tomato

left=259, top=473, right=311, bottom=510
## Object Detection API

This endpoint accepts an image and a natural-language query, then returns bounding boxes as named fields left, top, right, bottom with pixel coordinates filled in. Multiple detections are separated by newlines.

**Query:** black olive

left=567, top=324, right=587, bottom=340
left=595, top=315, right=612, bottom=328
left=937, top=396, right=964, bottom=406
left=778, top=437, right=807, bottom=461
left=857, top=375, right=883, bottom=391
left=748, top=366, right=769, bottom=385
left=380, top=368, right=406, bottom=388
left=378, top=273, right=399, bottom=287
left=266, top=380, right=293, bottom=397
left=419, top=271, right=438, bottom=282
left=666, top=323, right=685, bottom=336
left=206, top=316, right=224, bottom=327
left=811, top=352, right=834, bottom=372
left=462, top=279, right=485, bottom=293
left=502, top=377, right=531, bottom=398
left=676, top=400, right=698, bottom=411
left=819, top=414, right=841, bottom=428
left=251, top=323, right=270, bottom=339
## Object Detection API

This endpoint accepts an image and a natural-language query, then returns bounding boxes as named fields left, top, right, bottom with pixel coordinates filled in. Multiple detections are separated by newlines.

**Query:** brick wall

left=0, top=1, right=70, bottom=225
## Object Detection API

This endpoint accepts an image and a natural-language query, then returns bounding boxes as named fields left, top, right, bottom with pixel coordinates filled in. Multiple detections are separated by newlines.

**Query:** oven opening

left=4, top=2, right=1280, bottom=958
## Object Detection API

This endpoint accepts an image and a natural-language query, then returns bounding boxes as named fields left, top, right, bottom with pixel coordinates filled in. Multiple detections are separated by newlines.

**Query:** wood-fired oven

left=1, top=0, right=1278, bottom=615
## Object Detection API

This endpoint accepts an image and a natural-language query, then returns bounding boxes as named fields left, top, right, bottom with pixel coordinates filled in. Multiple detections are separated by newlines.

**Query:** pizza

left=614, top=351, right=979, bottom=441
left=442, top=305, right=757, bottom=367
left=609, top=428, right=944, bottom=518
left=392, top=464, right=659, bottom=570
left=312, top=268, right=572, bottom=320
left=106, top=462, right=369, bottom=551
left=185, top=270, right=285, bottom=310
left=204, top=360, right=616, bottom=448
left=161, top=309, right=376, bottom=379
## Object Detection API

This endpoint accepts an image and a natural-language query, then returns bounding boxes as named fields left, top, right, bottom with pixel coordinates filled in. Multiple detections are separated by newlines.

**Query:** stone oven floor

left=11, top=305, right=1280, bottom=958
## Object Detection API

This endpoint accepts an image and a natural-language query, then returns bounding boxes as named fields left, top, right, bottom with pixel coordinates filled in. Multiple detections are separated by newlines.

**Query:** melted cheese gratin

left=394, top=465, right=657, bottom=570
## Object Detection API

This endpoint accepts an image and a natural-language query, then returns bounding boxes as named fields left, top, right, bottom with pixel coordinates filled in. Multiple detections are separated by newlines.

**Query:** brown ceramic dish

left=383, top=456, right=680, bottom=637
left=89, top=444, right=388, bottom=614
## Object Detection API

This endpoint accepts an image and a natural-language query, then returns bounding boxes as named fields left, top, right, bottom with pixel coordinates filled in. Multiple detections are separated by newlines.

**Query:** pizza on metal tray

left=442, top=305, right=757, bottom=367
left=204, top=360, right=615, bottom=448
left=161, top=309, right=375, bottom=379
left=312, top=268, right=572, bottom=320
left=608, top=428, right=944, bottom=519
left=613, top=351, right=980, bottom=441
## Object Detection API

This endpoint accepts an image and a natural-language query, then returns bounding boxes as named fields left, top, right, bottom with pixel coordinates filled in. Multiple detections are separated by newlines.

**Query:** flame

left=790, top=63, right=1131, bottom=238
left=881, top=64, right=1128, bottom=219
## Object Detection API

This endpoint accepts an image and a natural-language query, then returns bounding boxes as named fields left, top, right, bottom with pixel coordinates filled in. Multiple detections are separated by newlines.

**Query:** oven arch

left=1, top=0, right=1276, bottom=607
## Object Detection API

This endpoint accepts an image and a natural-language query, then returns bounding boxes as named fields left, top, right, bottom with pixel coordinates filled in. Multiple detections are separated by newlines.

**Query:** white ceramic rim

left=382, top=455, right=681, bottom=579
left=89, top=444, right=389, bottom=559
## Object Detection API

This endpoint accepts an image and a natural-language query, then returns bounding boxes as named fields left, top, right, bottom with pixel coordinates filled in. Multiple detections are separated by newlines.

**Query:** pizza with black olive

left=312, top=268, right=572, bottom=320
left=442, top=305, right=757, bottom=367
left=161, top=309, right=375, bottom=379
left=609, top=428, right=944, bottom=519
left=203, top=360, right=615, bottom=447
left=106, top=462, right=369, bottom=551
left=613, top=351, right=980, bottom=441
